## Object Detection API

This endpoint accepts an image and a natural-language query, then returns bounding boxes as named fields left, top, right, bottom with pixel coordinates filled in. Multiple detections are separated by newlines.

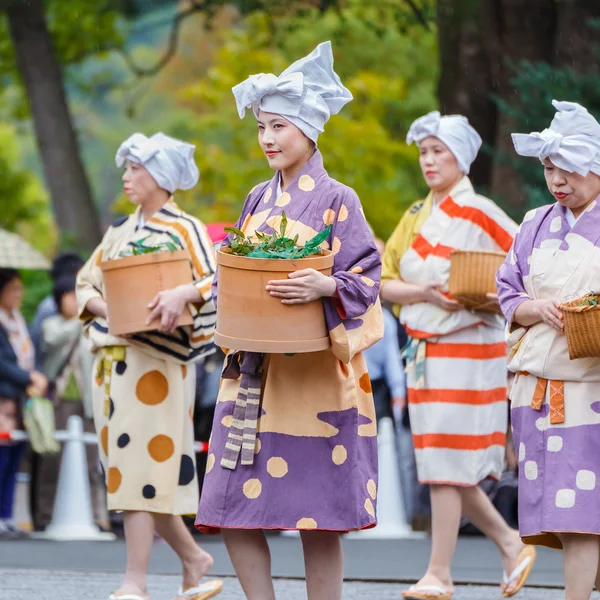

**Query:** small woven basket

left=449, top=250, right=507, bottom=312
left=560, top=294, right=600, bottom=359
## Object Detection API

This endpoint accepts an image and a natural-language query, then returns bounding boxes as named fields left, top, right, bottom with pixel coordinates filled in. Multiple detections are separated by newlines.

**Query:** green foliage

left=115, top=4, right=438, bottom=239
left=225, top=212, right=332, bottom=258
left=0, top=122, right=55, bottom=252
left=0, top=122, right=55, bottom=322
left=119, top=233, right=183, bottom=256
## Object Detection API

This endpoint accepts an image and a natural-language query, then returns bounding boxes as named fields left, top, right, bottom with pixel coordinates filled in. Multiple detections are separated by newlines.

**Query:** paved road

left=0, top=535, right=565, bottom=587
left=0, top=569, right=579, bottom=600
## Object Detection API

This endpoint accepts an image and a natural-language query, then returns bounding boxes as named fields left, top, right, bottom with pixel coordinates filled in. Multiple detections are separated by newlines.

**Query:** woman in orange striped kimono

left=381, top=112, right=534, bottom=599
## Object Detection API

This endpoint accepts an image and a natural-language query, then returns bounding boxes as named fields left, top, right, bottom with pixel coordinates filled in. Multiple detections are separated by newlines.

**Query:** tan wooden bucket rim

left=450, top=249, right=507, bottom=258
left=217, top=247, right=334, bottom=272
left=100, top=249, right=191, bottom=272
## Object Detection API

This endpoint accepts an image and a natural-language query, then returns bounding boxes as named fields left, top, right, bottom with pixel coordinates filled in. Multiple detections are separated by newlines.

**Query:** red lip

left=425, top=171, right=437, bottom=177
left=266, top=151, right=280, bottom=157
left=555, top=192, right=568, bottom=200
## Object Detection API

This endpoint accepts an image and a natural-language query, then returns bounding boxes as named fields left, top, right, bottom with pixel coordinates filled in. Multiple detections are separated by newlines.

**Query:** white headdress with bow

left=232, top=41, right=352, bottom=143
left=115, top=132, right=199, bottom=193
left=512, top=100, right=600, bottom=176
left=406, top=111, right=482, bottom=174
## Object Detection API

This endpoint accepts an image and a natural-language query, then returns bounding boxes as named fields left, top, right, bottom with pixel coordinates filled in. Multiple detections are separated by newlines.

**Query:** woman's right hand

left=513, top=298, right=564, bottom=331
left=533, top=299, right=564, bottom=332
left=29, top=371, right=48, bottom=397
left=421, top=282, right=462, bottom=312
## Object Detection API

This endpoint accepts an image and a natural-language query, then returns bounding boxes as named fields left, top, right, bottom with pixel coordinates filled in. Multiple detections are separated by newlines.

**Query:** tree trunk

left=487, top=0, right=557, bottom=214
left=437, top=0, right=497, bottom=191
left=6, top=0, right=101, bottom=251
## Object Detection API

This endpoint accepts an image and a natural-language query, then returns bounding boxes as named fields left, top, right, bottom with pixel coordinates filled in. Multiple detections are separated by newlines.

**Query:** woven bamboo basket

left=560, top=294, right=600, bottom=359
left=448, top=249, right=507, bottom=312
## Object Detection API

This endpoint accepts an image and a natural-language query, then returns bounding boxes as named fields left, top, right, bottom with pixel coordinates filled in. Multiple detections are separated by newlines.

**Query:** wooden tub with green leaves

left=560, top=293, right=600, bottom=359
left=100, top=236, right=194, bottom=336
left=214, top=214, right=334, bottom=353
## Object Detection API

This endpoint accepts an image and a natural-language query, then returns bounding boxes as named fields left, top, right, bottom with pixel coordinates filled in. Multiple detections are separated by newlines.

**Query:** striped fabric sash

left=220, top=351, right=265, bottom=470
left=527, top=375, right=565, bottom=424
left=402, top=338, right=426, bottom=390
left=96, top=346, right=126, bottom=417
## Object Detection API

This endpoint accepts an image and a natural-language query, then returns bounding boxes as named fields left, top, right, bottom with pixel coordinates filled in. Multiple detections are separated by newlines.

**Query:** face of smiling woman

left=257, top=110, right=315, bottom=184
left=542, top=157, right=600, bottom=217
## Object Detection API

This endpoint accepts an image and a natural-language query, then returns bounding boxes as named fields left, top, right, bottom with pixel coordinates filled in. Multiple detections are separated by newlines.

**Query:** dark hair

left=52, top=275, right=76, bottom=315
left=0, top=269, right=20, bottom=296
left=50, top=252, right=84, bottom=282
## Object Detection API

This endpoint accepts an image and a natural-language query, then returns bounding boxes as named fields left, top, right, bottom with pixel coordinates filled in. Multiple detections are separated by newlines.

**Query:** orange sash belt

left=528, top=375, right=565, bottom=424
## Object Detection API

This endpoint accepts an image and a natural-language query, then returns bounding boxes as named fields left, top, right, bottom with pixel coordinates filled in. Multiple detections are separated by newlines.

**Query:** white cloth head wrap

left=406, top=111, right=482, bottom=174
left=512, top=100, right=600, bottom=176
left=115, top=132, right=199, bottom=193
left=232, top=41, right=352, bottom=143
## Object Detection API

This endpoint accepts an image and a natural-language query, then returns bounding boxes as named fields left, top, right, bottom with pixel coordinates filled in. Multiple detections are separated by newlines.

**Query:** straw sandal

left=402, top=584, right=453, bottom=600
left=174, top=579, right=223, bottom=600
left=502, top=545, right=537, bottom=597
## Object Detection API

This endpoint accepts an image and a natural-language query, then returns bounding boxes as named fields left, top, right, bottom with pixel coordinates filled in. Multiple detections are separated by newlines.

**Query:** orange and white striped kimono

left=398, top=176, right=517, bottom=485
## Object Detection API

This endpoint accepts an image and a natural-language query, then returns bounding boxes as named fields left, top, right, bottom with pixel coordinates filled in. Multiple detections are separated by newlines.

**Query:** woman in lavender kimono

left=498, top=100, right=600, bottom=600
left=195, top=42, right=383, bottom=600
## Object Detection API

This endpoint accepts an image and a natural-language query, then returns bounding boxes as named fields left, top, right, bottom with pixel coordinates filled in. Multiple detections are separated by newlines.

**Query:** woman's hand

left=147, top=284, right=200, bottom=333
left=514, top=299, right=563, bottom=332
left=28, top=371, right=48, bottom=397
left=266, top=269, right=337, bottom=305
left=421, top=282, right=462, bottom=312
left=85, top=297, right=108, bottom=320
left=534, top=299, right=564, bottom=332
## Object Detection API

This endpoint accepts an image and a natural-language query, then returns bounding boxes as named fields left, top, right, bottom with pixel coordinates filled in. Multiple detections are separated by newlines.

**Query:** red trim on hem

left=194, top=520, right=377, bottom=535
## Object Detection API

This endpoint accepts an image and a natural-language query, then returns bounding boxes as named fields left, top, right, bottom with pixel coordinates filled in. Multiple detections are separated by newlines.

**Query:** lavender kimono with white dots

left=196, top=151, right=384, bottom=532
left=497, top=196, right=600, bottom=549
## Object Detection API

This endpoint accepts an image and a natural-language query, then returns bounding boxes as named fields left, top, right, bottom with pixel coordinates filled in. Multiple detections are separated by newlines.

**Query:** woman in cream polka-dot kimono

left=498, top=101, right=600, bottom=600
left=195, top=43, right=383, bottom=600
left=77, top=133, right=222, bottom=600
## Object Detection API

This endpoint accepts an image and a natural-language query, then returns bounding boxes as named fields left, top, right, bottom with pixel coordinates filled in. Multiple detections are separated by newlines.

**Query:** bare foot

left=403, top=572, right=454, bottom=598
left=181, top=548, right=214, bottom=591
left=111, top=582, right=149, bottom=599
left=500, top=532, right=526, bottom=596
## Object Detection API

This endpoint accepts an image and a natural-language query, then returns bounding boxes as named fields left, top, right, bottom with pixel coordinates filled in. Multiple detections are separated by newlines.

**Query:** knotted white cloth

left=232, top=41, right=352, bottom=142
left=406, top=111, right=482, bottom=174
left=116, top=132, right=199, bottom=192
left=512, top=100, right=600, bottom=176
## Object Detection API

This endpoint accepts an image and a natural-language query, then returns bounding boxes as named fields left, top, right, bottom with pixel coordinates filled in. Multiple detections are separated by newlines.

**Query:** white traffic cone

left=348, top=417, right=423, bottom=539
left=42, top=416, right=114, bottom=541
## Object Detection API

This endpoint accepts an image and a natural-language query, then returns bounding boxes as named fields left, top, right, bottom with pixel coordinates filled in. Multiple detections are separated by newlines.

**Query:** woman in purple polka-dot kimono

left=195, top=42, right=383, bottom=599
left=498, top=100, right=600, bottom=600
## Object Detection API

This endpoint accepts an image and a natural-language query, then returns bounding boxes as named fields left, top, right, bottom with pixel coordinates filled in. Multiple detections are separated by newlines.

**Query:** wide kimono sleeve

left=76, top=239, right=106, bottom=324
left=181, top=213, right=217, bottom=309
left=496, top=241, right=531, bottom=326
left=496, top=215, right=537, bottom=360
left=326, top=187, right=384, bottom=363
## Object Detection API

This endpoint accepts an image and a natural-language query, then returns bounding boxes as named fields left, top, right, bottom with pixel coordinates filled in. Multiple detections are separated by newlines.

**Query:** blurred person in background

left=30, top=252, right=85, bottom=370
left=29, top=275, right=106, bottom=532
left=77, top=132, right=220, bottom=600
left=364, top=237, right=406, bottom=423
left=0, top=268, right=47, bottom=538
left=380, top=111, right=531, bottom=599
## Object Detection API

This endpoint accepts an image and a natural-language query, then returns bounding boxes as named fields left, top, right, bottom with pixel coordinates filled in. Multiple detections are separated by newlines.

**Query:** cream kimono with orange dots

left=76, top=200, right=216, bottom=514
left=196, top=150, right=384, bottom=532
